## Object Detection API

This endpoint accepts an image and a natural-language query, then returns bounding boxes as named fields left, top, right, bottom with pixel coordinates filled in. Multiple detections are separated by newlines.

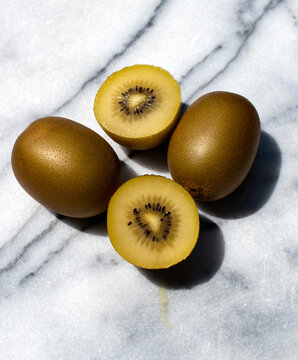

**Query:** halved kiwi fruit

left=93, top=65, right=181, bottom=150
left=107, top=175, right=199, bottom=269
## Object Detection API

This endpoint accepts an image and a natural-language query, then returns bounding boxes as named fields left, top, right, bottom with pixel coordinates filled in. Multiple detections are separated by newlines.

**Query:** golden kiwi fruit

left=11, top=116, right=121, bottom=218
left=107, top=175, right=199, bottom=269
left=93, top=64, right=181, bottom=150
left=168, top=91, right=260, bottom=201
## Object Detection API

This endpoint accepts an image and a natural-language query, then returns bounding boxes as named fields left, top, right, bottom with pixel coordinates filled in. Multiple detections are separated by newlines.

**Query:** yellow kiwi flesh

left=107, top=175, right=199, bottom=269
left=94, top=65, right=181, bottom=150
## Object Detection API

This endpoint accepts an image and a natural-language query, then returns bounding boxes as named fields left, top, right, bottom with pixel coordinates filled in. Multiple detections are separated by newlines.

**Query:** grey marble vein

left=186, top=0, right=284, bottom=102
left=0, top=218, right=58, bottom=275
left=53, top=0, right=168, bottom=114
left=0, top=0, right=169, bottom=177
left=178, top=44, right=224, bottom=85
left=285, top=1, right=298, bottom=26
left=19, top=235, right=72, bottom=286
left=0, top=206, right=41, bottom=254
left=0, top=0, right=297, bottom=359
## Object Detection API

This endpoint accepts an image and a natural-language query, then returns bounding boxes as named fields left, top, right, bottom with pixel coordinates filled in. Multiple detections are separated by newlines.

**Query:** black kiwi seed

left=130, top=202, right=173, bottom=242
left=118, top=85, right=157, bottom=116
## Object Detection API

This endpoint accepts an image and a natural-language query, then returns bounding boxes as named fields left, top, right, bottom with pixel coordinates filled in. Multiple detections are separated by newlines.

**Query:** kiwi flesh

left=107, top=175, right=199, bottom=269
left=94, top=65, right=181, bottom=150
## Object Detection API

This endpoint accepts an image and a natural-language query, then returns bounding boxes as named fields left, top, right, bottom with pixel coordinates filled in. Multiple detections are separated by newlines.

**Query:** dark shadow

left=122, top=102, right=189, bottom=173
left=197, top=131, right=282, bottom=219
left=127, top=140, right=170, bottom=173
left=138, top=215, right=224, bottom=289
left=119, top=145, right=132, bottom=158
left=57, top=211, right=108, bottom=236
left=121, top=161, right=138, bottom=182
left=180, top=101, right=189, bottom=118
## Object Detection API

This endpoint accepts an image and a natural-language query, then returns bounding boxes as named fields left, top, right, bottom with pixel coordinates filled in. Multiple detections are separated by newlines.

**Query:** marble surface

left=0, top=0, right=297, bottom=359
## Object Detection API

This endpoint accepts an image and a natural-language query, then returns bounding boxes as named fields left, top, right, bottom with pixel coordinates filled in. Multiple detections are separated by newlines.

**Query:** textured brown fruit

left=168, top=91, right=260, bottom=201
left=93, top=64, right=181, bottom=150
left=11, top=116, right=121, bottom=217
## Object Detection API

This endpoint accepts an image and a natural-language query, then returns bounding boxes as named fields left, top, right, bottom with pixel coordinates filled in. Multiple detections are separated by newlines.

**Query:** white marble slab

left=0, top=0, right=297, bottom=359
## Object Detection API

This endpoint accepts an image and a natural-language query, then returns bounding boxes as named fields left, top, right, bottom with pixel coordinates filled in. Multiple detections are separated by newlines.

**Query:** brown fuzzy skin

left=167, top=91, right=260, bottom=201
left=101, top=103, right=181, bottom=150
left=11, top=116, right=122, bottom=218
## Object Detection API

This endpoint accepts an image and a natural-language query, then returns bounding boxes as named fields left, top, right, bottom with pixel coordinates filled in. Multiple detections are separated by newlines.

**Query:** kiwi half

left=107, top=175, right=199, bottom=269
left=93, top=65, right=181, bottom=150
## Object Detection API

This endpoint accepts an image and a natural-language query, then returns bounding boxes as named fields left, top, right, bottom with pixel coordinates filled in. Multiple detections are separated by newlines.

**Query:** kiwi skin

left=167, top=91, right=260, bottom=201
left=11, top=116, right=122, bottom=218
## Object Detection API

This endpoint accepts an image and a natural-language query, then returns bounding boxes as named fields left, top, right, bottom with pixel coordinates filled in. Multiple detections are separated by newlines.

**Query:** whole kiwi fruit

left=167, top=91, right=260, bottom=201
left=11, top=116, right=122, bottom=218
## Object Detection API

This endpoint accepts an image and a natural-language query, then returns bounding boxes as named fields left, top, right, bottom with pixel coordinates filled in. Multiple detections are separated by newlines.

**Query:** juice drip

left=159, top=285, right=172, bottom=329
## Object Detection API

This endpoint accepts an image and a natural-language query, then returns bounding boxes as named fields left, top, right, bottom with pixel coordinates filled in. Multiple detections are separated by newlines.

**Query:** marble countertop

left=1, top=0, right=297, bottom=359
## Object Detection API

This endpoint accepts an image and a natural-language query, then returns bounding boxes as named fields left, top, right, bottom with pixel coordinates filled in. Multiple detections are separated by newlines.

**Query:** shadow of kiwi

left=122, top=102, right=189, bottom=173
left=179, top=101, right=189, bottom=118
left=196, top=131, right=282, bottom=219
left=138, top=215, right=224, bottom=289
left=57, top=211, right=108, bottom=236
left=57, top=163, right=137, bottom=235
left=126, top=140, right=170, bottom=173
left=121, top=160, right=138, bottom=181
